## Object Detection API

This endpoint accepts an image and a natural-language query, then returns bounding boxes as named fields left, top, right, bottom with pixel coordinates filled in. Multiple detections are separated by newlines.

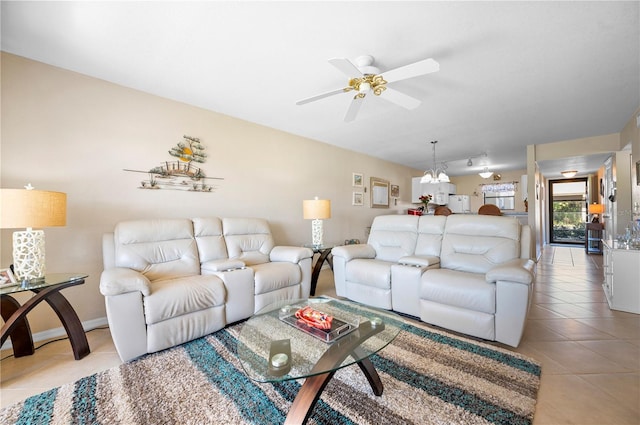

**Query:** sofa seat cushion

left=421, top=269, right=495, bottom=314
left=252, top=262, right=301, bottom=295
left=346, top=259, right=393, bottom=289
left=144, top=275, right=225, bottom=325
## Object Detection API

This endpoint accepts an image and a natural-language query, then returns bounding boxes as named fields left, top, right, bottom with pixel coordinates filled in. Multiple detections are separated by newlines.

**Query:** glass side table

left=303, top=244, right=335, bottom=295
left=1, top=273, right=90, bottom=360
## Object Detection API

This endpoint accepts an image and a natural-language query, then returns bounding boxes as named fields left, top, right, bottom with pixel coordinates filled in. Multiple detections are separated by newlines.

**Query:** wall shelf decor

left=124, top=135, right=224, bottom=192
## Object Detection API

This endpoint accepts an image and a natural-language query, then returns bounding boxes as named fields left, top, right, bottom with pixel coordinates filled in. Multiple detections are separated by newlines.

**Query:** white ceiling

left=2, top=1, right=638, bottom=178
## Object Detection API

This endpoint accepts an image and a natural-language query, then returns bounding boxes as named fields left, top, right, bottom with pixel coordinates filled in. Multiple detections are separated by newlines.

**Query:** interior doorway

left=549, top=178, right=588, bottom=245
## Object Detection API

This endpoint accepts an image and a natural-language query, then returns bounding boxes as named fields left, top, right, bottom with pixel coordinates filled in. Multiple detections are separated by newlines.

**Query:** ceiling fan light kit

left=296, top=55, right=439, bottom=122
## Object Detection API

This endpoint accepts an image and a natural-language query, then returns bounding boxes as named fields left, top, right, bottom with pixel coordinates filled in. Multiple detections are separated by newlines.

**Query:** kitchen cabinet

left=411, top=178, right=456, bottom=204
left=602, top=240, right=640, bottom=314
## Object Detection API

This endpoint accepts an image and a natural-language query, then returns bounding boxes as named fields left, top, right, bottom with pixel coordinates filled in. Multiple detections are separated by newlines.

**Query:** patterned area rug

left=0, top=320, right=541, bottom=425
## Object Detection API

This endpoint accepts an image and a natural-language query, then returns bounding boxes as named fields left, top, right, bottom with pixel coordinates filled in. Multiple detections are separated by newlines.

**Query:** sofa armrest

left=201, top=259, right=246, bottom=272
left=100, top=268, right=151, bottom=296
left=486, top=259, right=536, bottom=285
left=270, top=246, right=313, bottom=263
left=331, top=244, right=376, bottom=261
left=399, top=255, right=440, bottom=267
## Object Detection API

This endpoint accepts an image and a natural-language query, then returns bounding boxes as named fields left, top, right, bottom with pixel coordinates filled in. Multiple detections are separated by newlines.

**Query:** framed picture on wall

left=352, top=173, right=363, bottom=187
left=352, top=191, right=364, bottom=206
left=370, top=177, right=390, bottom=208
left=390, top=184, right=399, bottom=198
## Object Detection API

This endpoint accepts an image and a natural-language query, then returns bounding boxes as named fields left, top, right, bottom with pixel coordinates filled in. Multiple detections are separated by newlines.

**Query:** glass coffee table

left=237, top=297, right=403, bottom=425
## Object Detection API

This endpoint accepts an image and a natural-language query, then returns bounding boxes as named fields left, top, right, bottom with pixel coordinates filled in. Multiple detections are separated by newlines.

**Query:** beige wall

left=0, top=53, right=421, bottom=336
left=534, top=133, right=621, bottom=160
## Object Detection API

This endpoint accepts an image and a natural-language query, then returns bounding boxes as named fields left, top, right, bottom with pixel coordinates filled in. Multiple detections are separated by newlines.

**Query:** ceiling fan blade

left=329, top=58, right=363, bottom=77
left=296, top=87, right=350, bottom=105
left=344, top=95, right=365, bottom=122
left=382, top=58, right=439, bottom=83
left=379, top=87, right=421, bottom=110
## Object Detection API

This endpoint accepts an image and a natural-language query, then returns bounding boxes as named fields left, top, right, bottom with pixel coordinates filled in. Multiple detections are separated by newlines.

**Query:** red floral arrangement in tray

left=295, top=306, right=333, bottom=330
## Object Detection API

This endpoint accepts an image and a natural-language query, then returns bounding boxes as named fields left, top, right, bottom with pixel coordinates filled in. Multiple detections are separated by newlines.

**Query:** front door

left=549, top=178, right=588, bottom=245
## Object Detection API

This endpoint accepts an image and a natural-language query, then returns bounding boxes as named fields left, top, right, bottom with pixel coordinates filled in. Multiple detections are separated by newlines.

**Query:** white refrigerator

left=448, top=195, right=471, bottom=213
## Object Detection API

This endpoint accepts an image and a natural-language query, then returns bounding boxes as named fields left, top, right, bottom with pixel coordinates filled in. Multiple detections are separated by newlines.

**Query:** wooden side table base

left=310, top=247, right=333, bottom=296
left=0, top=296, right=35, bottom=357
left=1, top=277, right=90, bottom=360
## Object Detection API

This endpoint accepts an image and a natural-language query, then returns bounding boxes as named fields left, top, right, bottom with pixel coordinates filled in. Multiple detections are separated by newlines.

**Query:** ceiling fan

left=296, top=55, right=439, bottom=122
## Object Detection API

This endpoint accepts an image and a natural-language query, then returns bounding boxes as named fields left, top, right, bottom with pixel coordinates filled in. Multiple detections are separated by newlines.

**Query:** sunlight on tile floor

left=2, top=246, right=639, bottom=424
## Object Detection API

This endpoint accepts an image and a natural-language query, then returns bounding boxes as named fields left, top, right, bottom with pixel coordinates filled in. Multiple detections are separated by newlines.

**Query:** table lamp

left=0, top=187, right=67, bottom=280
left=588, top=203, right=604, bottom=223
left=303, top=197, right=331, bottom=247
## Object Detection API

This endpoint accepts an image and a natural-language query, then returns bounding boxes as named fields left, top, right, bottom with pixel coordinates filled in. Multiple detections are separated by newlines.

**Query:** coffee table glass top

left=0, top=273, right=88, bottom=296
left=237, top=297, right=403, bottom=383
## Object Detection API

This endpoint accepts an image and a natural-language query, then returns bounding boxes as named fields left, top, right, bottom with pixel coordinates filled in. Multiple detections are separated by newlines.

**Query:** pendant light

left=479, top=167, right=494, bottom=179
left=420, top=141, right=449, bottom=184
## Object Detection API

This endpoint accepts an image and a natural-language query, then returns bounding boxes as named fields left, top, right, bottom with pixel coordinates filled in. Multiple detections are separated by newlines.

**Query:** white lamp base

left=13, top=229, right=46, bottom=280
left=311, top=219, right=324, bottom=247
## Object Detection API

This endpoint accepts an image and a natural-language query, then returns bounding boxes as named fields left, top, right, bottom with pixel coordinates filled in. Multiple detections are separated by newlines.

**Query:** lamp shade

left=588, top=203, right=604, bottom=214
left=1, top=189, right=66, bottom=229
left=303, top=199, right=331, bottom=220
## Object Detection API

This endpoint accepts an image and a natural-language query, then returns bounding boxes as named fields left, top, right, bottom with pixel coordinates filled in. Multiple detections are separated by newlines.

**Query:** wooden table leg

left=284, top=356, right=383, bottom=425
left=284, top=370, right=336, bottom=425
left=356, top=356, right=383, bottom=396
left=0, top=295, right=35, bottom=357
left=42, top=291, right=90, bottom=360
left=310, top=248, right=332, bottom=296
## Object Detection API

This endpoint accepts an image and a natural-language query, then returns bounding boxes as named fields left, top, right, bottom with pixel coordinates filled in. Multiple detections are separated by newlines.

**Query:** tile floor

left=1, top=246, right=639, bottom=424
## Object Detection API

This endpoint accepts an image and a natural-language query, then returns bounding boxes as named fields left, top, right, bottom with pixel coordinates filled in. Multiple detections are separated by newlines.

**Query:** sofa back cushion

left=441, top=215, right=521, bottom=274
left=114, top=218, right=200, bottom=281
left=415, top=215, right=447, bottom=257
left=193, top=217, right=229, bottom=262
left=222, top=218, right=274, bottom=265
left=368, top=215, right=419, bottom=262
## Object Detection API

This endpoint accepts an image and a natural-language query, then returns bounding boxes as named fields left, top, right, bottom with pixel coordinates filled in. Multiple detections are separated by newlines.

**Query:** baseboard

left=2, top=316, right=109, bottom=350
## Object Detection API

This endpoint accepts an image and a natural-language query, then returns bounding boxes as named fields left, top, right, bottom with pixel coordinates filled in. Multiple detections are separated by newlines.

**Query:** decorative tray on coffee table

left=279, top=304, right=358, bottom=343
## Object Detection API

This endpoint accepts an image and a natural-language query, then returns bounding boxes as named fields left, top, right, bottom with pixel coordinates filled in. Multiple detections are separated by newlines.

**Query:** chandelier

left=420, top=140, right=450, bottom=184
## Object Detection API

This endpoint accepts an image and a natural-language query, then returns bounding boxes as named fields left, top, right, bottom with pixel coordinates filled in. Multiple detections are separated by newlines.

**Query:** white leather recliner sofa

left=100, top=217, right=313, bottom=362
left=331, top=214, right=536, bottom=347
